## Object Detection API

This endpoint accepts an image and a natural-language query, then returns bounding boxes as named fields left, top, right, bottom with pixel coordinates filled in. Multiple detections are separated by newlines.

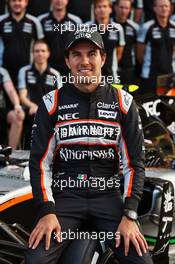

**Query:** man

left=25, top=29, right=153, bottom=264
left=0, top=0, right=44, bottom=85
left=0, top=67, right=24, bottom=149
left=86, top=0, right=125, bottom=81
left=39, top=0, right=82, bottom=76
left=137, top=0, right=175, bottom=95
left=114, top=0, right=139, bottom=84
left=143, top=0, right=174, bottom=22
left=18, top=39, right=61, bottom=149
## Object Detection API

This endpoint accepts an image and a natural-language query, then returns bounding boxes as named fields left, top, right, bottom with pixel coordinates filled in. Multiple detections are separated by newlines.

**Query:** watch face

left=125, top=210, right=137, bottom=220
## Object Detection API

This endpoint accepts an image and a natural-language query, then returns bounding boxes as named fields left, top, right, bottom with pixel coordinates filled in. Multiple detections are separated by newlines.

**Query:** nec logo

left=58, top=113, right=79, bottom=121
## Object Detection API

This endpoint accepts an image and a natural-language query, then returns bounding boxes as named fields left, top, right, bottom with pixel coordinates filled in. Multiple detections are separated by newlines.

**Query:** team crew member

left=18, top=40, right=61, bottom=149
left=86, top=0, right=125, bottom=81
left=114, top=0, right=139, bottom=84
left=137, top=0, right=175, bottom=94
left=25, top=29, right=153, bottom=264
left=143, top=0, right=174, bottom=21
left=0, top=67, right=24, bottom=149
left=39, top=0, right=82, bottom=76
left=0, top=0, right=44, bottom=85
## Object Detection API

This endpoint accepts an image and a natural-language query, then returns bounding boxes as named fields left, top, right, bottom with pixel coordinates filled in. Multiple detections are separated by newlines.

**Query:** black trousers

left=25, top=190, right=153, bottom=264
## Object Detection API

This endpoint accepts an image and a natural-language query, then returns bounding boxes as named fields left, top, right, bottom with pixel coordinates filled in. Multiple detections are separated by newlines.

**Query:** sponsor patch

left=98, top=109, right=117, bottom=119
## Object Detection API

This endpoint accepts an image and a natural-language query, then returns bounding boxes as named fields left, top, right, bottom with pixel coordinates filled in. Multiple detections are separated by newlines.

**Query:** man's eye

left=90, top=52, right=97, bottom=56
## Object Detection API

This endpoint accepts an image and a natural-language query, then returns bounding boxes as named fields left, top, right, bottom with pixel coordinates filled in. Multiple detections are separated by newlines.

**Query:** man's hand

left=115, top=216, right=148, bottom=256
left=14, top=105, right=25, bottom=121
left=29, top=103, right=38, bottom=115
left=29, top=214, right=61, bottom=250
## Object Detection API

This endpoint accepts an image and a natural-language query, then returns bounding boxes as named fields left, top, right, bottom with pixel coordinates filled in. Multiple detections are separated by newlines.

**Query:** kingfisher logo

left=98, top=110, right=117, bottom=119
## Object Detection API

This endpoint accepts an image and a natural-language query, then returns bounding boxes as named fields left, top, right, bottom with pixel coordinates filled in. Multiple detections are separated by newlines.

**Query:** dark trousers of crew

left=25, top=190, right=153, bottom=264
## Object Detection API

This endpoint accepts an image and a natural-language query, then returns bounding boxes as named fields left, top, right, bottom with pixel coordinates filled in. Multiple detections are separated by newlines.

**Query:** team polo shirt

left=39, top=12, right=82, bottom=76
left=18, top=64, right=61, bottom=105
left=0, top=13, right=44, bottom=84
left=137, top=19, right=175, bottom=79
left=114, top=18, right=139, bottom=69
left=86, top=19, right=125, bottom=78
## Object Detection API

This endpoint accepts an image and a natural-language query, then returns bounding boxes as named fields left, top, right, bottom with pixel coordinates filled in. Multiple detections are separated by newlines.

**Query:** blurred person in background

left=0, top=0, right=44, bottom=86
left=0, top=67, right=24, bottom=149
left=18, top=39, right=61, bottom=149
left=114, top=0, right=139, bottom=84
left=86, top=0, right=125, bottom=81
left=137, top=0, right=175, bottom=95
left=39, top=0, right=82, bottom=76
left=142, top=0, right=174, bottom=21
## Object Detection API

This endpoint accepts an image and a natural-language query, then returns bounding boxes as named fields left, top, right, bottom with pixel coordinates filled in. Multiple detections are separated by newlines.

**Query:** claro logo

left=58, top=113, right=79, bottom=121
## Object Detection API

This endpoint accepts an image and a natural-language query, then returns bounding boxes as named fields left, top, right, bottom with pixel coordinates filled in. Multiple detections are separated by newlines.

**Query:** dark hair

left=32, top=39, right=50, bottom=52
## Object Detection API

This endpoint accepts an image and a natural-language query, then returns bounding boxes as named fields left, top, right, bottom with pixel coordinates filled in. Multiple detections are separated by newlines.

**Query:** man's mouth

left=79, top=69, right=92, bottom=73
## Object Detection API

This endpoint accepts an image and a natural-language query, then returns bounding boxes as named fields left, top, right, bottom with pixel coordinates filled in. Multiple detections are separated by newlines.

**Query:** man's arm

left=115, top=89, right=148, bottom=256
left=136, top=42, right=146, bottom=65
left=29, top=90, right=61, bottom=250
left=18, top=66, right=38, bottom=115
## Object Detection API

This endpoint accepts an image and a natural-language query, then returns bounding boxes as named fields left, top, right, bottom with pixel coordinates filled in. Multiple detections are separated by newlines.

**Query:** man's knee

left=25, top=247, right=48, bottom=264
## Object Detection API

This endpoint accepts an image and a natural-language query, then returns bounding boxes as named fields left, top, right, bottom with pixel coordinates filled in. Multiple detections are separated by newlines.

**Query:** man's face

left=65, top=41, right=106, bottom=92
left=33, top=43, right=50, bottom=65
left=153, top=0, right=171, bottom=19
left=51, top=0, right=68, bottom=11
left=94, top=0, right=112, bottom=21
left=114, top=0, right=131, bottom=21
left=8, top=0, right=28, bottom=15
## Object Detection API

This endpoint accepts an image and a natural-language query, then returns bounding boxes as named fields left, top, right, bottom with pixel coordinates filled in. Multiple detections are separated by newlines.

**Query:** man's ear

left=65, top=57, right=71, bottom=69
left=101, top=53, right=106, bottom=68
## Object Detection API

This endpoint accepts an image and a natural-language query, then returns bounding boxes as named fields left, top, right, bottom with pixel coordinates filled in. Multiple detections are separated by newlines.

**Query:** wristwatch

left=124, top=209, right=138, bottom=221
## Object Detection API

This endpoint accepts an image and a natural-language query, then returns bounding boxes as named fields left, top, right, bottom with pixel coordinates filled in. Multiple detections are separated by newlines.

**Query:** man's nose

left=81, top=55, right=90, bottom=65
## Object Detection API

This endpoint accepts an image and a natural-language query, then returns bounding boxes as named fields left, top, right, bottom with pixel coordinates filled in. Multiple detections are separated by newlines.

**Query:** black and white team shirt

left=39, top=12, right=82, bottom=75
left=0, top=13, right=44, bottom=84
left=137, top=19, right=175, bottom=79
left=18, top=64, right=62, bottom=106
left=86, top=19, right=125, bottom=79
left=114, top=18, right=139, bottom=69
